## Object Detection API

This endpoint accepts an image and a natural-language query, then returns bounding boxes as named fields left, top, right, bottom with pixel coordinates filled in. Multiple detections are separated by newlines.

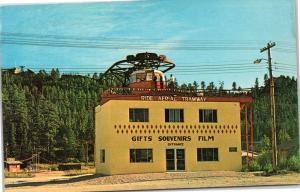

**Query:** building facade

left=95, top=52, right=253, bottom=175
left=95, top=92, right=252, bottom=175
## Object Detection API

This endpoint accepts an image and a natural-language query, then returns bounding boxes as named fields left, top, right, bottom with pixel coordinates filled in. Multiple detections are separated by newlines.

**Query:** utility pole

left=260, top=41, right=278, bottom=171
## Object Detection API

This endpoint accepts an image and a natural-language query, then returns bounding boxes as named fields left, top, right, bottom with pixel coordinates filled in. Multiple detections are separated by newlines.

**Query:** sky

left=0, top=0, right=298, bottom=89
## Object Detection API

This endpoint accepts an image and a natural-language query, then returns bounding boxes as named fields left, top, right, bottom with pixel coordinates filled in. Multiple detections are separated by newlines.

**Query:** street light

left=253, top=58, right=267, bottom=64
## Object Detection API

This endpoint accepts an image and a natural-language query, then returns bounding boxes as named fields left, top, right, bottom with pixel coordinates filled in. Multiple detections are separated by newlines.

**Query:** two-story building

left=95, top=53, right=253, bottom=175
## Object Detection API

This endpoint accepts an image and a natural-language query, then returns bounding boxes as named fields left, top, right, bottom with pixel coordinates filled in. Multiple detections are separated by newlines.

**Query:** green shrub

left=256, top=150, right=274, bottom=175
left=67, top=158, right=80, bottom=163
left=257, top=150, right=272, bottom=168
left=241, top=166, right=249, bottom=172
left=278, top=157, right=288, bottom=170
left=5, top=171, right=33, bottom=178
left=248, top=160, right=261, bottom=171
left=58, top=163, right=81, bottom=171
left=287, top=155, right=300, bottom=172
left=263, top=163, right=273, bottom=175
left=48, top=164, right=59, bottom=171
left=256, top=135, right=271, bottom=152
left=63, top=168, right=95, bottom=176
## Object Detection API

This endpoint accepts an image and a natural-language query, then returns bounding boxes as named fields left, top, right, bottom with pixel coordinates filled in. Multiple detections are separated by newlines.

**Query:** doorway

left=166, top=149, right=185, bottom=171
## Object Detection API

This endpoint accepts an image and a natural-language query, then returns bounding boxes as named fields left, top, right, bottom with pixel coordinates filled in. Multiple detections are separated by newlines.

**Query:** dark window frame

left=129, top=108, right=149, bottom=122
left=197, top=148, right=219, bottom=161
left=100, top=149, right=105, bottom=163
left=199, top=109, right=218, bottom=123
left=130, top=149, right=153, bottom=163
left=165, top=109, right=184, bottom=122
left=229, top=147, right=237, bottom=152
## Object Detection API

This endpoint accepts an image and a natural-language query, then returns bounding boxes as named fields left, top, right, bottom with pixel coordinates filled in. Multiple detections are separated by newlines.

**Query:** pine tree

left=200, top=81, right=206, bottom=89
left=193, top=81, right=199, bottom=90
left=207, top=82, right=215, bottom=90
left=255, top=78, right=259, bottom=89
left=232, top=82, right=237, bottom=90
left=218, top=81, right=224, bottom=91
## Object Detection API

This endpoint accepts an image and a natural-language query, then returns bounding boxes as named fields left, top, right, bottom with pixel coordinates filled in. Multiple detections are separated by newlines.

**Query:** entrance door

left=166, top=149, right=185, bottom=171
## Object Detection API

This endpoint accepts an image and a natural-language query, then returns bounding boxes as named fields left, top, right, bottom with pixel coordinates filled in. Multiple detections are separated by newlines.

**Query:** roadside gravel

left=84, top=171, right=255, bottom=185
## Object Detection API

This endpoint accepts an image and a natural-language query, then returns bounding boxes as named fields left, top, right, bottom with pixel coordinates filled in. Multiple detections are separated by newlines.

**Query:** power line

left=3, top=63, right=296, bottom=71
left=33, top=69, right=294, bottom=75
left=3, top=60, right=295, bottom=70
left=0, top=40, right=265, bottom=51
left=36, top=67, right=295, bottom=72
left=1, top=33, right=296, bottom=52
left=1, top=32, right=296, bottom=46
left=2, top=40, right=294, bottom=52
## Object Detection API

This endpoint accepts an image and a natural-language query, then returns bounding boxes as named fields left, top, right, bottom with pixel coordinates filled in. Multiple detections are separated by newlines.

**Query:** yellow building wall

left=95, top=100, right=242, bottom=175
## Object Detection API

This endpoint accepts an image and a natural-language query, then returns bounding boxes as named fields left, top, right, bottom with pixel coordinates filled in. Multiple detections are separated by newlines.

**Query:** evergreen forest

left=1, top=69, right=299, bottom=164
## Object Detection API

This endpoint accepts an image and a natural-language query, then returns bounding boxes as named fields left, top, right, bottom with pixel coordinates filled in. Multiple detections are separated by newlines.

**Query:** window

left=165, top=109, right=184, bottom=122
left=129, top=75, right=136, bottom=83
left=199, top=109, right=217, bottom=123
left=136, top=73, right=146, bottom=82
left=197, top=148, right=218, bottom=161
left=129, top=108, right=149, bottom=122
left=229, top=147, right=237, bottom=152
left=130, top=149, right=153, bottom=163
left=100, top=149, right=105, bottom=163
left=146, top=72, right=153, bottom=81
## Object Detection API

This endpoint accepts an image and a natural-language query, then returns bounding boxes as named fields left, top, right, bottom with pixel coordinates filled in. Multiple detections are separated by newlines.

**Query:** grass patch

left=253, top=169, right=294, bottom=176
left=48, top=164, right=59, bottom=171
left=30, top=163, right=94, bottom=171
left=5, top=171, right=34, bottom=178
left=63, top=167, right=95, bottom=176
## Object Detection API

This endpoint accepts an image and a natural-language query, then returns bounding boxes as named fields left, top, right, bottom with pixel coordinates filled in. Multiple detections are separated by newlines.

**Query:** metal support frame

left=250, top=105, right=254, bottom=160
left=245, top=105, right=249, bottom=163
left=101, top=52, right=175, bottom=86
left=242, top=103, right=254, bottom=163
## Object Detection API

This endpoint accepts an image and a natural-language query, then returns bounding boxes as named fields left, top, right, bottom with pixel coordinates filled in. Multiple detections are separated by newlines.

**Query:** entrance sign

left=198, top=136, right=214, bottom=141
left=167, top=143, right=184, bottom=146
left=131, top=135, right=214, bottom=142
left=131, top=136, right=152, bottom=141
left=158, top=136, right=191, bottom=141
left=140, top=96, right=207, bottom=102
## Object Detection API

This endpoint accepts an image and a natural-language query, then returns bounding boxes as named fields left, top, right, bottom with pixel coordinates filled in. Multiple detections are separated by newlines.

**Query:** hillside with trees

left=1, top=69, right=298, bottom=164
